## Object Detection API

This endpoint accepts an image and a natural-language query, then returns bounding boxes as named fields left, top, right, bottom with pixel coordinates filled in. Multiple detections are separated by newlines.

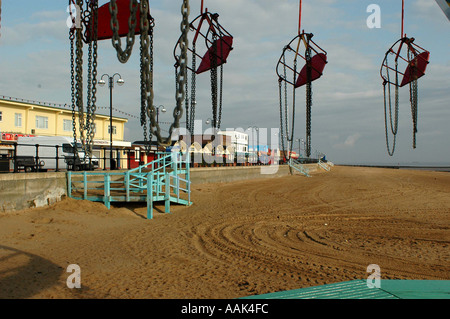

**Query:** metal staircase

left=67, top=152, right=191, bottom=219
left=289, top=158, right=310, bottom=177
left=318, top=158, right=331, bottom=171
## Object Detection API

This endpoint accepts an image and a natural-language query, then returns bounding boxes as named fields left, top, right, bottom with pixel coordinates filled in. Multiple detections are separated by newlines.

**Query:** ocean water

left=338, top=162, right=450, bottom=172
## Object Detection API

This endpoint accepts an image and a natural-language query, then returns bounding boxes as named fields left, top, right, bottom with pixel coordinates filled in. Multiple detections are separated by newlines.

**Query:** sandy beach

left=0, top=165, right=449, bottom=299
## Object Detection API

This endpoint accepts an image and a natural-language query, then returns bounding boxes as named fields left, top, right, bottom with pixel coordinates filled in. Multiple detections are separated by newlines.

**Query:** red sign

left=1, top=133, right=35, bottom=141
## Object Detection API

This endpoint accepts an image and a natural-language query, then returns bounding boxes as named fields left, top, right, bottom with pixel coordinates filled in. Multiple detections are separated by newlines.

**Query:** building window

left=108, top=125, right=117, bottom=135
left=35, top=116, right=48, bottom=129
left=0, top=111, right=2, bottom=121
left=63, top=119, right=72, bottom=132
left=15, top=113, right=22, bottom=127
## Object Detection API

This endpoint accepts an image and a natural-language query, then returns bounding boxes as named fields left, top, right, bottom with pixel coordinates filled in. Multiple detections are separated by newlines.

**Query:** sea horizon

left=336, top=162, right=450, bottom=172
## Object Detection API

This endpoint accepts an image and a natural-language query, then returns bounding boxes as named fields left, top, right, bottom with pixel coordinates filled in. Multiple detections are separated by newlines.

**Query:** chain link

left=70, top=27, right=77, bottom=154
left=218, top=63, right=223, bottom=129
left=189, top=43, right=197, bottom=133
left=305, top=36, right=312, bottom=158
left=383, top=82, right=397, bottom=156
left=89, top=1, right=98, bottom=157
left=283, top=54, right=289, bottom=140
left=68, top=0, right=99, bottom=165
left=382, top=52, right=400, bottom=156
left=85, top=13, right=93, bottom=156
left=409, top=47, right=419, bottom=149
left=278, top=78, right=288, bottom=162
left=139, top=6, right=154, bottom=154
left=141, top=0, right=190, bottom=147
left=410, top=79, right=418, bottom=149
left=75, top=0, right=85, bottom=157
left=184, top=61, right=190, bottom=131
left=210, top=34, right=218, bottom=129
left=109, top=0, right=138, bottom=63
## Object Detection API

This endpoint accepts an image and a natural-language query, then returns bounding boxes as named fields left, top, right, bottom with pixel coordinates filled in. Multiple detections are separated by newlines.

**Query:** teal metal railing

left=289, top=158, right=310, bottom=177
left=67, top=152, right=191, bottom=219
left=318, top=158, right=331, bottom=171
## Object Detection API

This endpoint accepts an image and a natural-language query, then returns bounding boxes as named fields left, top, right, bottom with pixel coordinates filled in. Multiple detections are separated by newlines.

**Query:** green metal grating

left=241, top=280, right=450, bottom=299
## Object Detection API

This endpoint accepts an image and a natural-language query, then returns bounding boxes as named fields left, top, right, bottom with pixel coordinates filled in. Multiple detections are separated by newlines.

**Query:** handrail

left=289, top=158, right=310, bottom=177
left=68, top=151, right=192, bottom=219
left=318, top=158, right=330, bottom=171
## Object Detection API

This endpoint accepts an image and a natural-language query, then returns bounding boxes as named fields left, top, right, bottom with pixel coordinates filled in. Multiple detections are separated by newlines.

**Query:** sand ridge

left=0, top=166, right=449, bottom=299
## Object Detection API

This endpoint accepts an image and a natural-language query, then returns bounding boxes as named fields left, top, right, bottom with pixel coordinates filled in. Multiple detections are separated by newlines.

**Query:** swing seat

left=86, top=0, right=148, bottom=42
left=295, top=53, right=327, bottom=88
left=400, top=51, right=430, bottom=87
left=196, top=36, right=233, bottom=74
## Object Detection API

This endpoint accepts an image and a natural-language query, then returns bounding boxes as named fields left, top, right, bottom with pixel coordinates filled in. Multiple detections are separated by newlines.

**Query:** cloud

left=1, top=18, right=68, bottom=46
left=333, top=133, right=362, bottom=149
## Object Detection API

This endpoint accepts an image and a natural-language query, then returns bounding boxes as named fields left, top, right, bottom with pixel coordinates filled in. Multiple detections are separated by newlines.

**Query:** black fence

left=0, top=142, right=134, bottom=173
left=0, top=142, right=322, bottom=174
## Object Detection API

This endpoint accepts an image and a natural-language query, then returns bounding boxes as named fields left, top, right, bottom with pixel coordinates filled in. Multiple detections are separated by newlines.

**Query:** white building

left=218, top=130, right=248, bottom=154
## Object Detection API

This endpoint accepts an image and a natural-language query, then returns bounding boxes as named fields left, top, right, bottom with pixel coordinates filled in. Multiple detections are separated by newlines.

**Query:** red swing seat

left=400, top=51, right=430, bottom=87
left=85, top=0, right=148, bottom=42
left=196, top=36, right=233, bottom=74
left=295, top=53, right=327, bottom=88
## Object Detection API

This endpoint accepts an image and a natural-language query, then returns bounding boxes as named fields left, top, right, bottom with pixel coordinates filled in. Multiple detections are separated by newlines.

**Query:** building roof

left=0, top=96, right=128, bottom=122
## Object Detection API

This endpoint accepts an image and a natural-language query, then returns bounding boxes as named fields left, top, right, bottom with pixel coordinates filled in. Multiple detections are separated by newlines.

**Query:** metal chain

left=70, top=27, right=77, bottom=154
left=382, top=53, right=400, bottom=156
left=278, top=78, right=288, bottom=162
left=410, top=79, right=418, bottom=149
left=306, top=81, right=312, bottom=158
left=409, top=46, right=419, bottom=149
left=290, top=57, right=296, bottom=145
left=383, top=82, right=397, bottom=156
left=139, top=10, right=154, bottom=153
left=75, top=0, right=85, bottom=156
left=283, top=54, right=289, bottom=140
left=218, top=63, right=223, bottom=129
left=385, top=56, right=399, bottom=136
left=288, top=57, right=296, bottom=157
left=140, top=0, right=157, bottom=144
left=85, top=8, right=93, bottom=155
left=185, top=62, right=190, bottom=131
left=142, top=0, right=189, bottom=146
left=305, top=37, right=312, bottom=158
left=189, top=43, right=197, bottom=133
left=109, top=0, right=139, bottom=63
left=210, top=34, right=218, bottom=129
left=278, top=50, right=296, bottom=162
left=77, top=1, right=98, bottom=159
left=148, top=19, right=155, bottom=152
left=89, top=1, right=99, bottom=157
left=393, top=60, right=399, bottom=135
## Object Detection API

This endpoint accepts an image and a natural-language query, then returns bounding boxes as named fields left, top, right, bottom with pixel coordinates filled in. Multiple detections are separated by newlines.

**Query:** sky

left=0, top=0, right=449, bottom=165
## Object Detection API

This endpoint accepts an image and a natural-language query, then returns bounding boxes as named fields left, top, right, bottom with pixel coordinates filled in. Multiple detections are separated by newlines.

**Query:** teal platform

left=241, top=280, right=450, bottom=299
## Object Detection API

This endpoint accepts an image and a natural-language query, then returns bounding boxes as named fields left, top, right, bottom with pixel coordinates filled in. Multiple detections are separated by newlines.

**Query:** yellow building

left=0, top=96, right=131, bottom=169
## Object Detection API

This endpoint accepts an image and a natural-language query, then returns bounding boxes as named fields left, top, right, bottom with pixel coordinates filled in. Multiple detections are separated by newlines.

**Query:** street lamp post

left=154, top=105, right=166, bottom=125
left=295, top=138, right=301, bottom=160
left=248, top=126, right=259, bottom=164
left=98, top=73, right=124, bottom=170
left=205, top=118, right=213, bottom=129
